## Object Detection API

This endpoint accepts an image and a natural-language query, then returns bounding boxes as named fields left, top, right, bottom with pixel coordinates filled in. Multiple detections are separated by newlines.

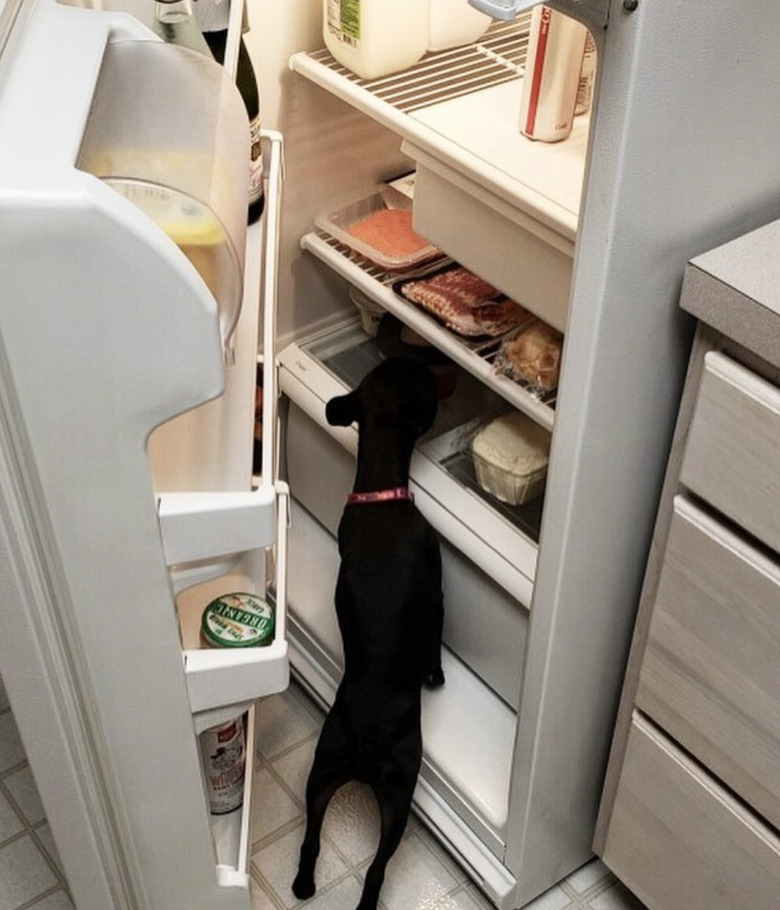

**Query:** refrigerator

left=3, top=1, right=780, bottom=909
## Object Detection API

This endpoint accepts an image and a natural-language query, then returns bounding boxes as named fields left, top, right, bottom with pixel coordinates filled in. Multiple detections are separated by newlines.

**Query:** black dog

left=293, top=358, right=445, bottom=910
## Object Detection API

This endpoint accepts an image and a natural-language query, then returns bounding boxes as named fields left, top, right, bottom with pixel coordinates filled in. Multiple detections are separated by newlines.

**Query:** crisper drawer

left=636, top=495, right=780, bottom=830
left=680, top=350, right=780, bottom=553
left=284, top=399, right=527, bottom=708
left=602, top=713, right=780, bottom=910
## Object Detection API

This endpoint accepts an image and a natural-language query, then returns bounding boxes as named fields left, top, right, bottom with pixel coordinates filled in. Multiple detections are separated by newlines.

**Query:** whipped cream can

left=519, top=5, right=587, bottom=142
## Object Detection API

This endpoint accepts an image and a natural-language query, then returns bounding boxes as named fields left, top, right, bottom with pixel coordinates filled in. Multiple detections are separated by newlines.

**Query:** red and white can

left=519, top=5, right=588, bottom=142
left=199, top=715, right=246, bottom=815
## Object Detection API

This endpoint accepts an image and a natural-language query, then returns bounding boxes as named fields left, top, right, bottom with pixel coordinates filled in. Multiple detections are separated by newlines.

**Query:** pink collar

left=347, top=486, right=414, bottom=505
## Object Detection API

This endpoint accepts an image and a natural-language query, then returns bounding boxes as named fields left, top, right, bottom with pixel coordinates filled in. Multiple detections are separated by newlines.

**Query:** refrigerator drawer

left=636, top=495, right=780, bottom=830
left=284, top=399, right=527, bottom=708
left=409, top=151, right=573, bottom=333
left=680, top=351, right=780, bottom=553
left=602, top=713, right=780, bottom=910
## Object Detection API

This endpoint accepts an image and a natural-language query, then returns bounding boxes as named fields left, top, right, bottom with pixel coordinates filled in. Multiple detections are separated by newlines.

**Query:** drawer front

left=636, top=496, right=780, bottom=829
left=680, top=350, right=780, bottom=552
left=602, top=713, right=780, bottom=910
left=412, top=163, right=573, bottom=333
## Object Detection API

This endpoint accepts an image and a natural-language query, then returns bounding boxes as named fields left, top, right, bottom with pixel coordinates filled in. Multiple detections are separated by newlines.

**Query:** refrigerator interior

left=269, top=8, right=584, bottom=906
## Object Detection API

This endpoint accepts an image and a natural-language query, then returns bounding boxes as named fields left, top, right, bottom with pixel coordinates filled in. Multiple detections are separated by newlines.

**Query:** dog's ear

left=326, top=389, right=361, bottom=427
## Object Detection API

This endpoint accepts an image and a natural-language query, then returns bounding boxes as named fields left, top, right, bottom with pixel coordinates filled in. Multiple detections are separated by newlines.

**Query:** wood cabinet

left=595, top=220, right=780, bottom=910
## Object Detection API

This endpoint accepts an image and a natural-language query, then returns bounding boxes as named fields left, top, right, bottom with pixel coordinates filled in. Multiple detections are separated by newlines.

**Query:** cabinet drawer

left=602, top=713, right=780, bottom=910
left=636, top=496, right=780, bottom=830
left=680, top=351, right=780, bottom=552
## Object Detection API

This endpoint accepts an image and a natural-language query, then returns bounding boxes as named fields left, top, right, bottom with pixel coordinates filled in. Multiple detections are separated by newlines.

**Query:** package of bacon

left=395, top=264, right=533, bottom=339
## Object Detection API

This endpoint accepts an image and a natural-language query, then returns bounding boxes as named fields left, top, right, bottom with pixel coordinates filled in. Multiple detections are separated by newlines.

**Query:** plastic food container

left=201, top=592, right=275, bottom=648
left=429, top=0, right=492, bottom=51
left=470, top=412, right=550, bottom=505
left=315, top=184, right=440, bottom=270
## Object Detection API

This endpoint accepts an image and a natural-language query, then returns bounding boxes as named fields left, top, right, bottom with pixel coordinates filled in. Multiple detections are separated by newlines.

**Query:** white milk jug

left=323, top=0, right=430, bottom=80
left=429, top=0, right=491, bottom=51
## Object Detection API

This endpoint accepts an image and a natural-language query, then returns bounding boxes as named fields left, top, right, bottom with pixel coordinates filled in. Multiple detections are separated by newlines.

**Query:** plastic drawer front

left=636, top=496, right=780, bottom=831
left=680, top=350, right=780, bottom=553
left=602, top=713, right=780, bottom=910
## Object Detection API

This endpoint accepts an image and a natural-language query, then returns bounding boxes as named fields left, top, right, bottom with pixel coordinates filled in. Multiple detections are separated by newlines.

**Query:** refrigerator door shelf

left=157, top=485, right=277, bottom=566
left=278, top=326, right=540, bottom=601
left=176, top=486, right=290, bottom=715
left=209, top=702, right=257, bottom=889
left=300, top=231, right=557, bottom=430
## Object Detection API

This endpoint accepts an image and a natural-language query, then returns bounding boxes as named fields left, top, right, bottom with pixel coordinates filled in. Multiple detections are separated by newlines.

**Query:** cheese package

left=470, top=412, right=550, bottom=505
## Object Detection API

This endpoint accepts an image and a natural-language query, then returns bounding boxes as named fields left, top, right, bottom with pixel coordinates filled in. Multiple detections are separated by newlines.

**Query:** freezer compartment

left=286, top=499, right=517, bottom=851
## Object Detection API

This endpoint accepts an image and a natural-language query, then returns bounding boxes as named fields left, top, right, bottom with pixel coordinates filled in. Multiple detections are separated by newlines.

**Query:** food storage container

left=315, top=184, right=440, bottom=270
left=470, top=411, right=550, bottom=505
left=200, top=592, right=275, bottom=648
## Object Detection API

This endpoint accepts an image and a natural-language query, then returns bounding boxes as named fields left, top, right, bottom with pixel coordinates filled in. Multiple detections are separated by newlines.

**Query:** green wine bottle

left=195, top=1, right=265, bottom=224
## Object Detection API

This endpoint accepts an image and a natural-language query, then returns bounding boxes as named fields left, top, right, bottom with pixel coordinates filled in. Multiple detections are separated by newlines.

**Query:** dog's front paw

left=292, top=871, right=316, bottom=900
left=424, top=667, right=445, bottom=689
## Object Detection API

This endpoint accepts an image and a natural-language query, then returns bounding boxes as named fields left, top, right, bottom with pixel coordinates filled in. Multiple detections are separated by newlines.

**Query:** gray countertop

left=680, top=218, right=780, bottom=369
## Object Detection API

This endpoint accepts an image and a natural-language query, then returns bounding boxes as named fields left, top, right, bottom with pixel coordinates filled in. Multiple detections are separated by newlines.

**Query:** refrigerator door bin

left=208, top=702, right=258, bottom=890
left=77, top=38, right=250, bottom=350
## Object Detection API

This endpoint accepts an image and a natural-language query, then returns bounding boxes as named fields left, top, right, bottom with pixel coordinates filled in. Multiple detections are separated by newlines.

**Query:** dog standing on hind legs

left=292, top=358, right=445, bottom=910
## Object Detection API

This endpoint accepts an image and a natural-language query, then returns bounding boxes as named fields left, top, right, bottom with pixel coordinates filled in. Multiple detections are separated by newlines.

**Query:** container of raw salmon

left=315, top=183, right=441, bottom=270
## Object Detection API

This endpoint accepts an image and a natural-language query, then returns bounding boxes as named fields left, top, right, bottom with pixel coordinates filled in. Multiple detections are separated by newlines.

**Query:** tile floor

left=0, top=673, right=647, bottom=910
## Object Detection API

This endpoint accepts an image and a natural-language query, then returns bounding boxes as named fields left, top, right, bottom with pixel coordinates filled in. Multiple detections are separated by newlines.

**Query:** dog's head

left=326, top=358, right=438, bottom=441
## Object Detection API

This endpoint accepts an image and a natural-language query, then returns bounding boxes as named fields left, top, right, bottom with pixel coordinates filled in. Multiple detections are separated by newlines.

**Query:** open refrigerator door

left=0, top=1, right=286, bottom=908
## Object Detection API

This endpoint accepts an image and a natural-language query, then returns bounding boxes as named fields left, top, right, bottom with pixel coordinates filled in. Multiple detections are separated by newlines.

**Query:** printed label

left=327, top=0, right=360, bottom=45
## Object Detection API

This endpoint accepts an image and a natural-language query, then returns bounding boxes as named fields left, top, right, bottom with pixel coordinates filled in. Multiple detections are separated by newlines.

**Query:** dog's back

left=293, top=359, right=445, bottom=910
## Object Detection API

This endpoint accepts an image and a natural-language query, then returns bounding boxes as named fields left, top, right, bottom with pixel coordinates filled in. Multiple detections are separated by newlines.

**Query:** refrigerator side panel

left=508, top=2, right=780, bottom=900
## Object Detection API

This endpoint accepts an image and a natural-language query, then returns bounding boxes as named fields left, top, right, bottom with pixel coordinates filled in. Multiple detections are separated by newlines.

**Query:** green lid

left=201, top=592, right=275, bottom=649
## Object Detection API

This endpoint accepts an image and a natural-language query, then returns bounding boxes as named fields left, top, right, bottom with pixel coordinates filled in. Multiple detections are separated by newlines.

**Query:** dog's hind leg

left=292, top=758, right=349, bottom=900
left=356, top=780, right=415, bottom=910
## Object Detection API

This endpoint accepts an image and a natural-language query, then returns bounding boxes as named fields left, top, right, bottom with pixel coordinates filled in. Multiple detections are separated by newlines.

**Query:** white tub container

left=323, top=0, right=430, bottom=80
left=429, top=0, right=492, bottom=51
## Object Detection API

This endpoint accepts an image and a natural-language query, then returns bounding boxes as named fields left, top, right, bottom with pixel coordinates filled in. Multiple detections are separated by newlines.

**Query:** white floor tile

left=521, top=884, right=572, bottom=910
left=251, top=765, right=303, bottom=845
left=252, top=824, right=350, bottom=910
left=367, top=831, right=460, bottom=910
left=321, top=781, right=380, bottom=867
left=0, top=792, right=24, bottom=843
left=2, top=766, right=45, bottom=826
left=588, top=880, right=647, bottom=910
left=0, top=835, right=58, bottom=910
left=0, top=713, right=25, bottom=774
left=255, top=690, right=323, bottom=761
left=270, top=738, right=316, bottom=803
left=25, top=890, right=75, bottom=910
left=565, top=858, right=612, bottom=896
left=299, top=874, right=366, bottom=910
left=34, top=823, right=63, bottom=876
